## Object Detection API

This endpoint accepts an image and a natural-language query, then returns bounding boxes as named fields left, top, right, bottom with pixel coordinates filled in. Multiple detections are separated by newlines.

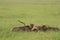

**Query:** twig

left=18, top=20, right=26, bottom=26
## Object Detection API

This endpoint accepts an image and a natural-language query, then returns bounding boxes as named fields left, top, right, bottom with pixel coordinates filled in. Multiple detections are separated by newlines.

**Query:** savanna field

left=0, top=0, right=60, bottom=40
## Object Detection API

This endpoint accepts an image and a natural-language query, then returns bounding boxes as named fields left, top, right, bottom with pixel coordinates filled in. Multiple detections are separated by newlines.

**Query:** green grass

left=0, top=0, right=60, bottom=40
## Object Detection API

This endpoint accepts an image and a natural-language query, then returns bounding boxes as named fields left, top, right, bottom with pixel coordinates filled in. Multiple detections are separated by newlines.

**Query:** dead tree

left=12, top=21, right=34, bottom=32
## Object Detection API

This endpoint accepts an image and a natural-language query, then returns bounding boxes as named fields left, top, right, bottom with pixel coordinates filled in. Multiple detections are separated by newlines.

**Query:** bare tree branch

left=18, top=20, right=26, bottom=26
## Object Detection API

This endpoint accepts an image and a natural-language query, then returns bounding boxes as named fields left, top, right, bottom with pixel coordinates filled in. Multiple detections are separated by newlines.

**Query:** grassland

left=0, top=0, right=60, bottom=40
